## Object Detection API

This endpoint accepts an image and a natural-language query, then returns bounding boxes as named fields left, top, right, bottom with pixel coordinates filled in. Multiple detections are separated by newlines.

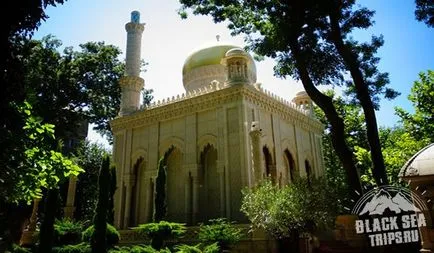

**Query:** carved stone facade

left=111, top=11, right=325, bottom=230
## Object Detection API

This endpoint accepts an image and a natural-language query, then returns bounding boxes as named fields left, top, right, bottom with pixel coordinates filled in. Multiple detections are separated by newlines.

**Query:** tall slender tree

left=92, top=155, right=111, bottom=253
left=154, top=146, right=174, bottom=222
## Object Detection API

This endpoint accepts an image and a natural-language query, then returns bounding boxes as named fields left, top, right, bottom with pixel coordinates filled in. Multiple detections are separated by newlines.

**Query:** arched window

left=130, top=157, right=144, bottom=227
left=166, top=147, right=185, bottom=222
left=198, top=144, right=220, bottom=222
left=284, top=149, right=296, bottom=182
left=263, top=146, right=276, bottom=181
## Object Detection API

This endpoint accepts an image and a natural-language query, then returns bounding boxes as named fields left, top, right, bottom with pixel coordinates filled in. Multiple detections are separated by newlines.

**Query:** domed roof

left=399, top=143, right=434, bottom=178
left=182, top=44, right=239, bottom=75
left=182, top=43, right=257, bottom=92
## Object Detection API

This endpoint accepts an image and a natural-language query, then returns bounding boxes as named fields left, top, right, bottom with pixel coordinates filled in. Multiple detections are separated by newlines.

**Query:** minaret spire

left=119, top=10, right=145, bottom=116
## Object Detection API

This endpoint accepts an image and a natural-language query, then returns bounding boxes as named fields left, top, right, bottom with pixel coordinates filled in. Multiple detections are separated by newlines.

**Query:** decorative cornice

left=119, top=76, right=144, bottom=91
left=125, top=22, right=145, bottom=33
left=110, top=84, right=324, bottom=134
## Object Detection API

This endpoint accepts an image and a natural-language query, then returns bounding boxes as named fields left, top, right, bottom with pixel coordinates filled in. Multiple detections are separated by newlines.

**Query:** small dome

left=225, top=47, right=249, bottom=58
left=182, top=43, right=256, bottom=92
left=399, top=143, right=434, bottom=177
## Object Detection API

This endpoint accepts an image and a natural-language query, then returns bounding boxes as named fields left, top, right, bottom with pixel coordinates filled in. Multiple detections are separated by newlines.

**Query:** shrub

left=52, top=243, right=91, bottom=253
left=108, top=245, right=171, bottom=253
left=11, top=244, right=31, bottom=253
left=174, top=243, right=219, bottom=253
left=241, top=177, right=339, bottom=239
left=53, top=218, right=84, bottom=246
left=82, top=224, right=120, bottom=247
left=198, top=218, right=242, bottom=251
left=133, top=221, right=186, bottom=250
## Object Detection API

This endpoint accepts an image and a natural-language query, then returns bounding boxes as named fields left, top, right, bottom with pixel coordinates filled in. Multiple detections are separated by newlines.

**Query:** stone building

left=110, top=11, right=325, bottom=230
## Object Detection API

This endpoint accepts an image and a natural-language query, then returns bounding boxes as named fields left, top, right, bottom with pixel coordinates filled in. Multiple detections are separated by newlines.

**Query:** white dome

left=399, top=143, right=434, bottom=177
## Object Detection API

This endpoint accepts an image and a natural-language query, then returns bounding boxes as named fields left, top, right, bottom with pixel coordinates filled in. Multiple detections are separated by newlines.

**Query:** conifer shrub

left=92, top=155, right=111, bottom=252
left=174, top=243, right=219, bottom=253
left=198, top=218, right=242, bottom=252
left=82, top=224, right=120, bottom=247
left=52, top=242, right=91, bottom=253
left=53, top=218, right=84, bottom=246
left=133, top=221, right=186, bottom=250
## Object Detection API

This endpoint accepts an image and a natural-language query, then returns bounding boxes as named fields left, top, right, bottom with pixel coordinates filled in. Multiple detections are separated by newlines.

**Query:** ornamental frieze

left=111, top=85, right=323, bottom=133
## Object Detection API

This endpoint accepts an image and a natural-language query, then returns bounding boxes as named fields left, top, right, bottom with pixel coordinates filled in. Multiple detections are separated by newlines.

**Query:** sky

left=33, top=0, right=434, bottom=148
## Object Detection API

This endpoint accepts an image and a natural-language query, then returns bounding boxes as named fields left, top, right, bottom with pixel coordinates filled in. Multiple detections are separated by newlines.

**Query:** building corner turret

left=119, top=11, right=145, bottom=116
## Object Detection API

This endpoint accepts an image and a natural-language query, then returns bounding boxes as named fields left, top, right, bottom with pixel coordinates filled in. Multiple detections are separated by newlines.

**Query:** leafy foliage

left=108, top=245, right=171, bottom=253
left=415, top=0, right=434, bottom=27
left=82, top=224, right=120, bottom=248
left=198, top=218, right=242, bottom=251
left=11, top=244, right=32, bottom=253
left=241, top=178, right=339, bottom=239
left=52, top=243, right=91, bottom=253
left=133, top=221, right=186, bottom=250
left=20, top=35, right=153, bottom=142
left=174, top=243, right=219, bottom=253
left=2, top=102, right=83, bottom=204
left=53, top=218, right=85, bottom=246
left=396, top=70, right=434, bottom=142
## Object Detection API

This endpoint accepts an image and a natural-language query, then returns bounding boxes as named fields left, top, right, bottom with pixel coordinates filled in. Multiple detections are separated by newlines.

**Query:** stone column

left=249, top=121, right=263, bottom=184
left=144, top=176, right=153, bottom=223
left=184, top=174, right=192, bottom=224
left=192, top=176, right=199, bottom=224
left=64, top=175, right=77, bottom=219
left=123, top=174, right=136, bottom=229
left=217, top=162, right=225, bottom=218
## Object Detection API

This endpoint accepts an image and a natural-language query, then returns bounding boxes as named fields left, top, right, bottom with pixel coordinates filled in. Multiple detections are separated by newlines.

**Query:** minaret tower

left=119, top=11, right=145, bottom=116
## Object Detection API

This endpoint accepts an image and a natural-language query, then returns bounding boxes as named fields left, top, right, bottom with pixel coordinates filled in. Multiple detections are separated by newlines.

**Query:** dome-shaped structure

left=399, top=143, right=434, bottom=177
left=182, top=43, right=256, bottom=92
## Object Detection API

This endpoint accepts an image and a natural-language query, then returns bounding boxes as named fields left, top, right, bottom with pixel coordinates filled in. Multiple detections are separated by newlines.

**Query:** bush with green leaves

left=108, top=245, right=171, bottom=253
left=133, top=221, right=186, bottom=250
left=82, top=223, right=120, bottom=247
left=52, top=243, right=91, bottom=253
left=10, top=244, right=31, bottom=253
left=241, top=177, right=339, bottom=239
left=53, top=218, right=84, bottom=246
left=174, top=243, right=219, bottom=253
left=198, top=218, right=242, bottom=251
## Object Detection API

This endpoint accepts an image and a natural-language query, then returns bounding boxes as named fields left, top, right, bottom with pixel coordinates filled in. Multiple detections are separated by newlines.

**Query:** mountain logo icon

left=352, top=185, right=427, bottom=216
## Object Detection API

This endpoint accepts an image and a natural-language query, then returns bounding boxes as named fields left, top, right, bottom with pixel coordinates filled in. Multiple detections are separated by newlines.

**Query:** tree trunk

left=328, top=5, right=388, bottom=186
left=289, top=34, right=363, bottom=200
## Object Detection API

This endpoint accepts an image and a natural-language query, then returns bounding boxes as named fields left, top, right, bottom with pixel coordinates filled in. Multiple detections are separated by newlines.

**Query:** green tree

left=241, top=178, right=339, bottom=252
left=154, top=146, right=174, bottom=222
left=380, top=127, right=430, bottom=185
left=74, top=141, right=110, bottom=223
left=92, top=155, right=111, bottom=253
left=0, top=102, right=83, bottom=252
left=415, top=0, right=434, bottom=27
left=396, top=70, right=434, bottom=142
left=21, top=35, right=153, bottom=142
left=178, top=0, right=398, bottom=195
left=314, top=91, right=368, bottom=203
